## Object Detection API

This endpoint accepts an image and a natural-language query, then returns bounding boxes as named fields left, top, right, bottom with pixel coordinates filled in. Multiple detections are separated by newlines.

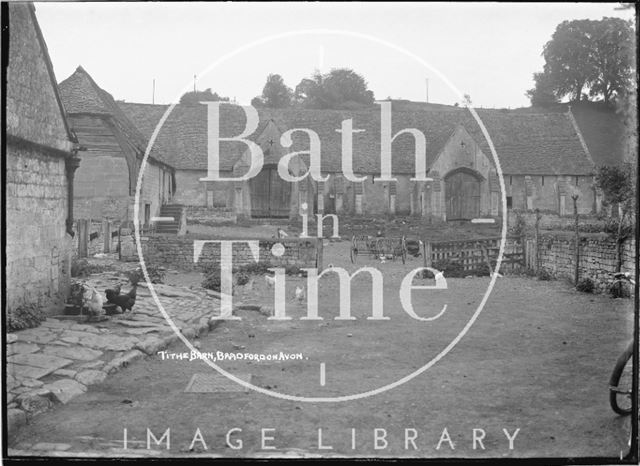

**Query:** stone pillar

left=335, top=175, right=344, bottom=214
left=317, top=180, right=325, bottom=214
left=355, top=181, right=363, bottom=215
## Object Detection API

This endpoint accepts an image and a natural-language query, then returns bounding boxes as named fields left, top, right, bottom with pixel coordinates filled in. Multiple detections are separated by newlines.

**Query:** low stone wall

left=535, top=233, right=635, bottom=292
left=508, top=210, right=607, bottom=232
left=128, top=234, right=321, bottom=271
left=186, top=206, right=237, bottom=227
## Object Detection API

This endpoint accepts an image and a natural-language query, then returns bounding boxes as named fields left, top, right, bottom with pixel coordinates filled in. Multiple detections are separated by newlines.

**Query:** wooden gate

left=445, top=170, right=481, bottom=220
left=250, top=166, right=291, bottom=218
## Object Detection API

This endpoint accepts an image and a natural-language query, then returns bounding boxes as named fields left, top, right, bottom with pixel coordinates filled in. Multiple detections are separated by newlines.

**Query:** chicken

left=82, top=286, right=105, bottom=316
left=105, top=283, right=137, bottom=312
left=294, top=285, right=306, bottom=303
left=264, top=274, right=276, bottom=287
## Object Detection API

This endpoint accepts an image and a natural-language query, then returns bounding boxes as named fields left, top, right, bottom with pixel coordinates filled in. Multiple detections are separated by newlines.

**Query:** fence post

left=572, top=195, right=580, bottom=285
left=316, top=238, right=323, bottom=271
left=77, top=219, right=88, bottom=258
left=423, top=241, right=432, bottom=268
left=534, top=209, right=541, bottom=272
left=102, top=219, right=111, bottom=253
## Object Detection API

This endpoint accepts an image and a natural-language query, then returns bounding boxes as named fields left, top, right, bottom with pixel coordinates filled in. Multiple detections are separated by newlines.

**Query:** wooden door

left=250, top=166, right=291, bottom=218
left=445, top=171, right=480, bottom=220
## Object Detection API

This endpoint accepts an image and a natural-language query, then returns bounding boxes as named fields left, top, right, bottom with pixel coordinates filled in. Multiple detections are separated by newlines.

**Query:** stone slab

left=43, top=346, right=103, bottom=361
left=75, top=370, right=107, bottom=386
left=8, top=363, right=60, bottom=380
left=45, top=379, right=87, bottom=404
left=8, top=353, right=73, bottom=371
left=7, top=342, right=40, bottom=356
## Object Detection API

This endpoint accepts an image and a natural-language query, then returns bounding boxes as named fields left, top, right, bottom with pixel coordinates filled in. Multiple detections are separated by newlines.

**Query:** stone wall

left=508, top=210, right=607, bottom=232
left=534, top=233, right=635, bottom=291
left=129, top=235, right=320, bottom=271
left=186, top=206, right=237, bottom=226
left=6, top=145, right=73, bottom=313
left=6, top=3, right=75, bottom=314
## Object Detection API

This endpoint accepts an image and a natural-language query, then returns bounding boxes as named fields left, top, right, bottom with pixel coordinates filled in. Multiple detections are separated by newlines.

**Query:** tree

left=295, top=68, right=375, bottom=109
left=257, top=74, right=293, bottom=108
left=596, top=165, right=634, bottom=271
left=588, top=18, right=635, bottom=104
left=526, top=72, right=559, bottom=106
left=180, top=88, right=229, bottom=105
left=527, top=18, right=634, bottom=105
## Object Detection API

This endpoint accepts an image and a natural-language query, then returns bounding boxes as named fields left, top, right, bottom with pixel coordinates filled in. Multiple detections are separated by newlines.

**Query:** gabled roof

left=59, top=67, right=171, bottom=167
left=7, top=3, right=76, bottom=152
left=118, top=102, right=595, bottom=176
left=508, top=101, right=627, bottom=167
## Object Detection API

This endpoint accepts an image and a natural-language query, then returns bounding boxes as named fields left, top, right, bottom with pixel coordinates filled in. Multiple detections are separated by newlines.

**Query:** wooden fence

left=423, top=235, right=525, bottom=274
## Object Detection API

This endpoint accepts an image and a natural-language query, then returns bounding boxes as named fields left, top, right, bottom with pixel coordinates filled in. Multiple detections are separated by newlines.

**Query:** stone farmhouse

left=58, top=67, right=174, bottom=225
left=6, top=3, right=80, bottom=312
left=118, top=101, right=599, bottom=221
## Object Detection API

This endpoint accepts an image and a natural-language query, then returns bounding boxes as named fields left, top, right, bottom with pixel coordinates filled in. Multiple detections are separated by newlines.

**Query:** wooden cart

left=350, top=235, right=407, bottom=264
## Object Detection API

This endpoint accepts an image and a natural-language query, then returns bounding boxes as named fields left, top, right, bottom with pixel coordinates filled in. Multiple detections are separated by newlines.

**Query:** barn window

left=509, top=176, right=513, bottom=186
left=506, top=196, right=513, bottom=208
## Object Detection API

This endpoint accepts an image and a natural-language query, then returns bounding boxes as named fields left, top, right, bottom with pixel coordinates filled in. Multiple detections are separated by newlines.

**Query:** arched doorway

left=250, top=165, right=291, bottom=218
left=445, top=168, right=482, bottom=220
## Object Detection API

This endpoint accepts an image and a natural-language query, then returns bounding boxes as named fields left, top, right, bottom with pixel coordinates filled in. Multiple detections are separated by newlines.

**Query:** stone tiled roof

left=119, top=101, right=595, bottom=176
left=58, top=67, right=171, bottom=167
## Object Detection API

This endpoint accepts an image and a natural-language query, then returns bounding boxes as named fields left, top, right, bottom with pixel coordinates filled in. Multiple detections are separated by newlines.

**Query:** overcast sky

left=35, top=2, right=633, bottom=109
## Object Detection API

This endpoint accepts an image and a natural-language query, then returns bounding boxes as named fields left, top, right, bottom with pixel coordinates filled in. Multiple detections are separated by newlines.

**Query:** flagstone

left=15, top=330, right=56, bottom=344
left=8, top=353, right=73, bottom=371
left=7, top=343, right=40, bottom=356
left=53, top=369, right=77, bottom=378
left=45, top=379, right=87, bottom=404
left=43, top=346, right=103, bottom=361
left=7, top=364, right=53, bottom=381
left=75, top=370, right=107, bottom=386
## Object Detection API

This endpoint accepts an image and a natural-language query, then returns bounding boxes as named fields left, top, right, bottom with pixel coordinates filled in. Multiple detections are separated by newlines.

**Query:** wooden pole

left=102, top=219, right=111, bottom=253
left=424, top=241, right=433, bottom=268
left=534, top=208, right=541, bottom=273
left=572, top=195, right=580, bottom=285
left=78, top=219, right=88, bottom=258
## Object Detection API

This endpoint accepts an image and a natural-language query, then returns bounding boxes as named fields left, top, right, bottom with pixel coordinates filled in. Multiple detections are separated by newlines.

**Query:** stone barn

left=6, top=3, right=80, bottom=313
left=119, top=102, right=597, bottom=221
left=58, top=67, right=175, bottom=226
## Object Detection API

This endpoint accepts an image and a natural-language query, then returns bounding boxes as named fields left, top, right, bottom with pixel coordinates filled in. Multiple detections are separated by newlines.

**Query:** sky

left=35, top=2, right=634, bottom=109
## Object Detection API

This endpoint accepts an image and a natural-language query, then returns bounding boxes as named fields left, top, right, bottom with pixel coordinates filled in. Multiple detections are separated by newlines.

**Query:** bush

left=576, top=277, right=595, bottom=293
left=7, top=304, right=46, bottom=332
left=235, top=271, right=250, bottom=286
left=126, top=265, right=164, bottom=284
left=71, top=258, right=113, bottom=278
left=537, top=268, right=554, bottom=281
left=422, top=259, right=465, bottom=278
left=609, top=281, right=631, bottom=298
left=202, top=269, right=222, bottom=292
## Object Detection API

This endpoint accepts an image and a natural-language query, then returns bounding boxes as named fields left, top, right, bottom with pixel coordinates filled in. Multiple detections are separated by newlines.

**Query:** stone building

left=6, top=3, right=80, bottom=313
left=58, top=67, right=174, bottom=225
left=120, top=102, right=597, bottom=221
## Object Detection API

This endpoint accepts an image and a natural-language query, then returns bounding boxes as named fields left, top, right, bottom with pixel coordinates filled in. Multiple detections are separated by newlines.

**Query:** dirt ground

left=10, top=241, right=635, bottom=459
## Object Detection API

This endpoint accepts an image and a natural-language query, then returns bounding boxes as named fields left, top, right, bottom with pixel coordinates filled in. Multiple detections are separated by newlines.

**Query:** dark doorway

left=445, top=169, right=481, bottom=220
left=250, top=165, right=291, bottom=218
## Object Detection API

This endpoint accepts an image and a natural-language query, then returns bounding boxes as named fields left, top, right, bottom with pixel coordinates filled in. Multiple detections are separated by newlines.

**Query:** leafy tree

left=588, top=17, right=635, bottom=104
left=257, top=74, right=293, bottom=108
left=180, top=88, right=229, bottom=105
left=295, top=68, right=375, bottom=109
left=527, top=18, right=634, bottom=105
left=250, top=96, right=265, bottom=108
left=526, top=72, right=559, bottom=106
left=596, top=165, right=634, bottom=270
